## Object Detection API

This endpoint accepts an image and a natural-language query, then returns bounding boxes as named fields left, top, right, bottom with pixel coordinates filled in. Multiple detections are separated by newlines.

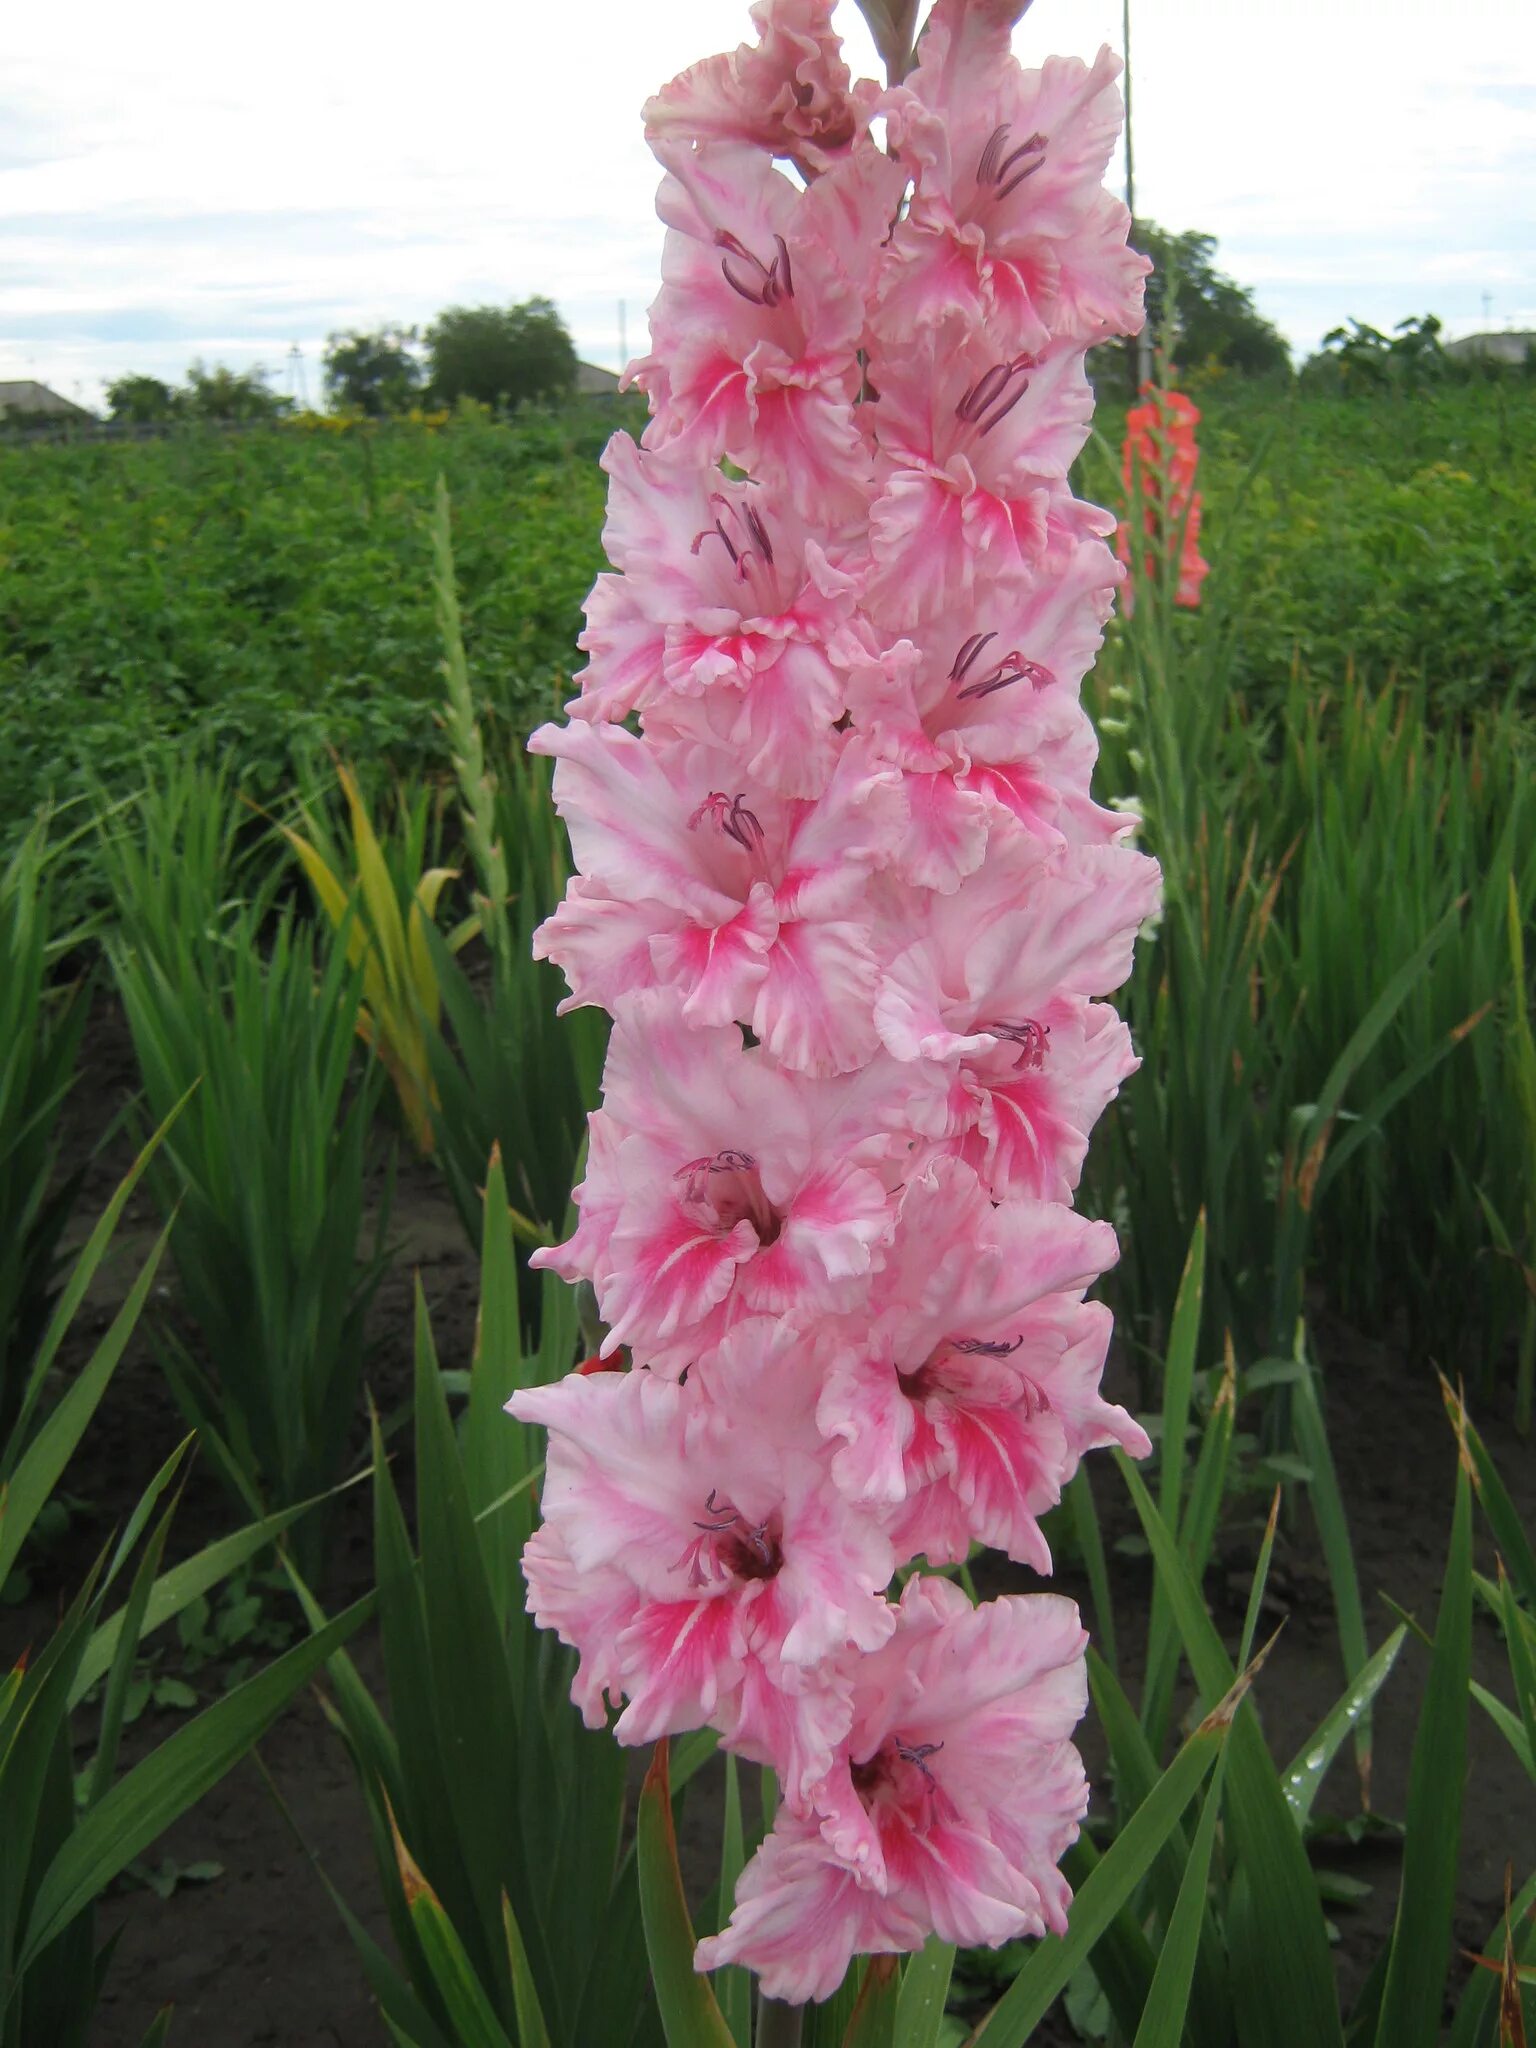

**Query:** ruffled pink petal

left=696, top=1811, right=929, bottom=2003
left=643, top=0, right=872, bottom=171
left=752, top=916, right=881, bottom=1075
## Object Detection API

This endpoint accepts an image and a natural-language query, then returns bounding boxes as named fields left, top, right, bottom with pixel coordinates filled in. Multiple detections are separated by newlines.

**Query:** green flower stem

left=756, top=1992, right=805, bottom=2048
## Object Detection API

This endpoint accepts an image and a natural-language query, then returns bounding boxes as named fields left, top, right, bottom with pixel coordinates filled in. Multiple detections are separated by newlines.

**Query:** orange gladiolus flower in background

left=1118, top=384, right=1210, bottom=609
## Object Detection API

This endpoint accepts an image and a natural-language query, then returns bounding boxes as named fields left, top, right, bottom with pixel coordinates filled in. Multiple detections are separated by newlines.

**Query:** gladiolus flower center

left=675, top=1149, right=784, bottom=1246
left=689, top=789, right=768, bottom=860
left=851, top=1736, right=948, bottom=1829
left=900, top=1337, right=1051, bottom=1416
left=983, top=1018, right=1050, bottom=1068
left=975, top=122, right=1048, bottom=202
left=949, top=632, right=1055, bottom=702
left=677, top=1488, right=784, bottom=1586
left=716, top=228, right=795, bottom=307
left=955, top=354, right=1037, bottom=435
left=690, top=495, right=778, bottom=592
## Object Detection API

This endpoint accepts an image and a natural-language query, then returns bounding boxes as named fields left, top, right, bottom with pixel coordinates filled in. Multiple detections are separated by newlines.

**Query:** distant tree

left=105, top=374, right=183, bottom=424
left=425, top=298, right=577, bottom=410
left=322, top=325, right=425, bottom=416
left=1135, top=223, right=1291, bottom=377
left=1308, top=314, right=1447, bottom=396
left=181, top=361, right=293, bottom=422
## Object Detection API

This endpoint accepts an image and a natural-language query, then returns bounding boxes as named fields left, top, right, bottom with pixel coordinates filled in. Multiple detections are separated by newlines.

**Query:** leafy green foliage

left=102, top=768, right=387, bottom=1564
left=0, top=819, right=88, bottom=1455
left=426, top=298, right=578, bottom=410
left=0, top=1142, right=362, bottom=2048
left=0, top=400, right=633, bottom=834
left=322, top=326, right=426, bottom=417
left=290, top=1157, right=661, bottom=2048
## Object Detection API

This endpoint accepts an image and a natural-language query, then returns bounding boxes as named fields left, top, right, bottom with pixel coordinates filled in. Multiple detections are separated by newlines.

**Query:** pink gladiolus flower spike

left=514, top=0, right=1159, bottom=2004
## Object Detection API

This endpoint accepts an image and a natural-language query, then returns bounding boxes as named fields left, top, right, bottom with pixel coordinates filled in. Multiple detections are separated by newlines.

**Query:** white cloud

left=3, top=0, right=1534, bottom=408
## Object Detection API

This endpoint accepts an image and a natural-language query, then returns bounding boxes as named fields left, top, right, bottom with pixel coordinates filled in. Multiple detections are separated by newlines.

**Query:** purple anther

left=976, top=122, right=1011, bottom=187
left=742, top=503, right=775, bottom=566
left=694, top=1487, right=742, bottom=1533
left=772, top=233, right=793, bottom=300
left=994, top=131, right=1048, bottom=201
left=986, top=1019, right=1050, bottom=1066
left=690, top=516, right=740, bottom=566
left=712, top=1148, right=758, bottom=1173
left=949, top=630, right=997, bottom=683
left=896, top=1739, right=945, bottom=1785
left=955, top=360, right=1011, bottom=425
left=717, top=229, right=794, bottom=308
left=720, top=795, right=766, bottom=855
left=955, top=354, right=1036, bottom=435
left=951, top=1335, right=1025, bottom=1356
left=955, top=651, right=1054, bottom=701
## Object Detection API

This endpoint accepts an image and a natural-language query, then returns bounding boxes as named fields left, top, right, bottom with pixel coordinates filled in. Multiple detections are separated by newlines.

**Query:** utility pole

left=287, top=342, right=308, bottom=409
left=618, top=299, right=628, bottom=374
left=1123, top=0, right=1152, bottom=391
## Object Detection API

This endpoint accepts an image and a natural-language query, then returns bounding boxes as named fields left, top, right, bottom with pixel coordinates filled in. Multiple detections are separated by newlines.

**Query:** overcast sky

left=3, top=0, right=1533, bottom=410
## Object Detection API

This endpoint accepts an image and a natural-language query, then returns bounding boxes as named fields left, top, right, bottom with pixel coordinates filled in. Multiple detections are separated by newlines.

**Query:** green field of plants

left=2, top=377, right=1534, bottom=2046
left=3, top=379, right=1532, bottom=835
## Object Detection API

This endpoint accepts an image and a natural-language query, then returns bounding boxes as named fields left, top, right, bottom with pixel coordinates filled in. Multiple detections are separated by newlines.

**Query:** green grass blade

left=398, top=1843, right=514, bottom=2048
left=636, top=1740, right=739, bottom=2048
left=1117, top=1453, right=1344, bottom=2048
left=894, top=1938, right=955, bottom=2048
left=1372, top=1449, right=1473, bottom=2048
left=86, top=1483, right=183, bottom=1809
left=1455, top=1391, right=1536, bottom=1608
left=1160, top=1215, right=1207, bottom=1530
left=1499, top=1565, right=1536, bottom=1785
left=842, top=1955, right=899, bottom=2047
left=1447, top=1866, right=1536, bottom=2048
left=6, top=1096, right=184, bottom=1461
left=1293, top=1352, right=1373, bottom=1790
left=970, top=1694, right=1229, bottom=2048
left=21, top=1595, right=372, bottom=1963
left=1281, top=1626, right=1407, bottom=1825
left=501, top=1893, right=553, bottom=2048
left=0, top=1220, right=172, bottom=1589
left=1131, top=1744, right=1231, bottom=2048
left=74, top=1478, right=362, bottom=1708
left=1067, top=1468, right=1118, bottom=1676
left=716, top=1753, right=752, bottom=2048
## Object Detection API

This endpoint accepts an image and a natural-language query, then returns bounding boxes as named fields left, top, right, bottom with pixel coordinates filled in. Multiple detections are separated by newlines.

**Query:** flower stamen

left=717, top=229, right=795, bottom=307
left=977, top=123, right=1048, bottom=200
left=954, top=353, right=1038, bottom=434
left=954, top=651, right=1055, bottom=701
left=984, top=1019, right=1051, bottom=1066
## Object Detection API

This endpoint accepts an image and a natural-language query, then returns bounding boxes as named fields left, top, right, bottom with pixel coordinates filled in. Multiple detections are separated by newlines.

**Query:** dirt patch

left=1, top=987, right=1530, bottom=2045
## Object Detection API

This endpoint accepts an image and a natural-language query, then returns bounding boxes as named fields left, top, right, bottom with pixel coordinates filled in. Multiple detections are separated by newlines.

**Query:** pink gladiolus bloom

left=633, top=139, right=903, bottom=518
left=695, top=1576, right=1091, bottom=1999
left=815, top=1157, right=1148, bottom=1567
left=530, top=719, right=903, bottom=1072
left=643, top=0, right=875, bottom=171
left=516, top=0, right=1159, bottom=2004
left=531, top=992, right=916, bottom=1372
left=880, top=31, right=1148, bottom=352
left=510, top=1369, right=895, bottom=1796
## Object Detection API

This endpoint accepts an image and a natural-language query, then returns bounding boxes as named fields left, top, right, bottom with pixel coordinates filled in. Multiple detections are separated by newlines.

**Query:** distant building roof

left=0, top=379, right=94, bottom=419
left=574, top=360, right=622, bottom=395
left=1445, top=331, right=1535, bottom=365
